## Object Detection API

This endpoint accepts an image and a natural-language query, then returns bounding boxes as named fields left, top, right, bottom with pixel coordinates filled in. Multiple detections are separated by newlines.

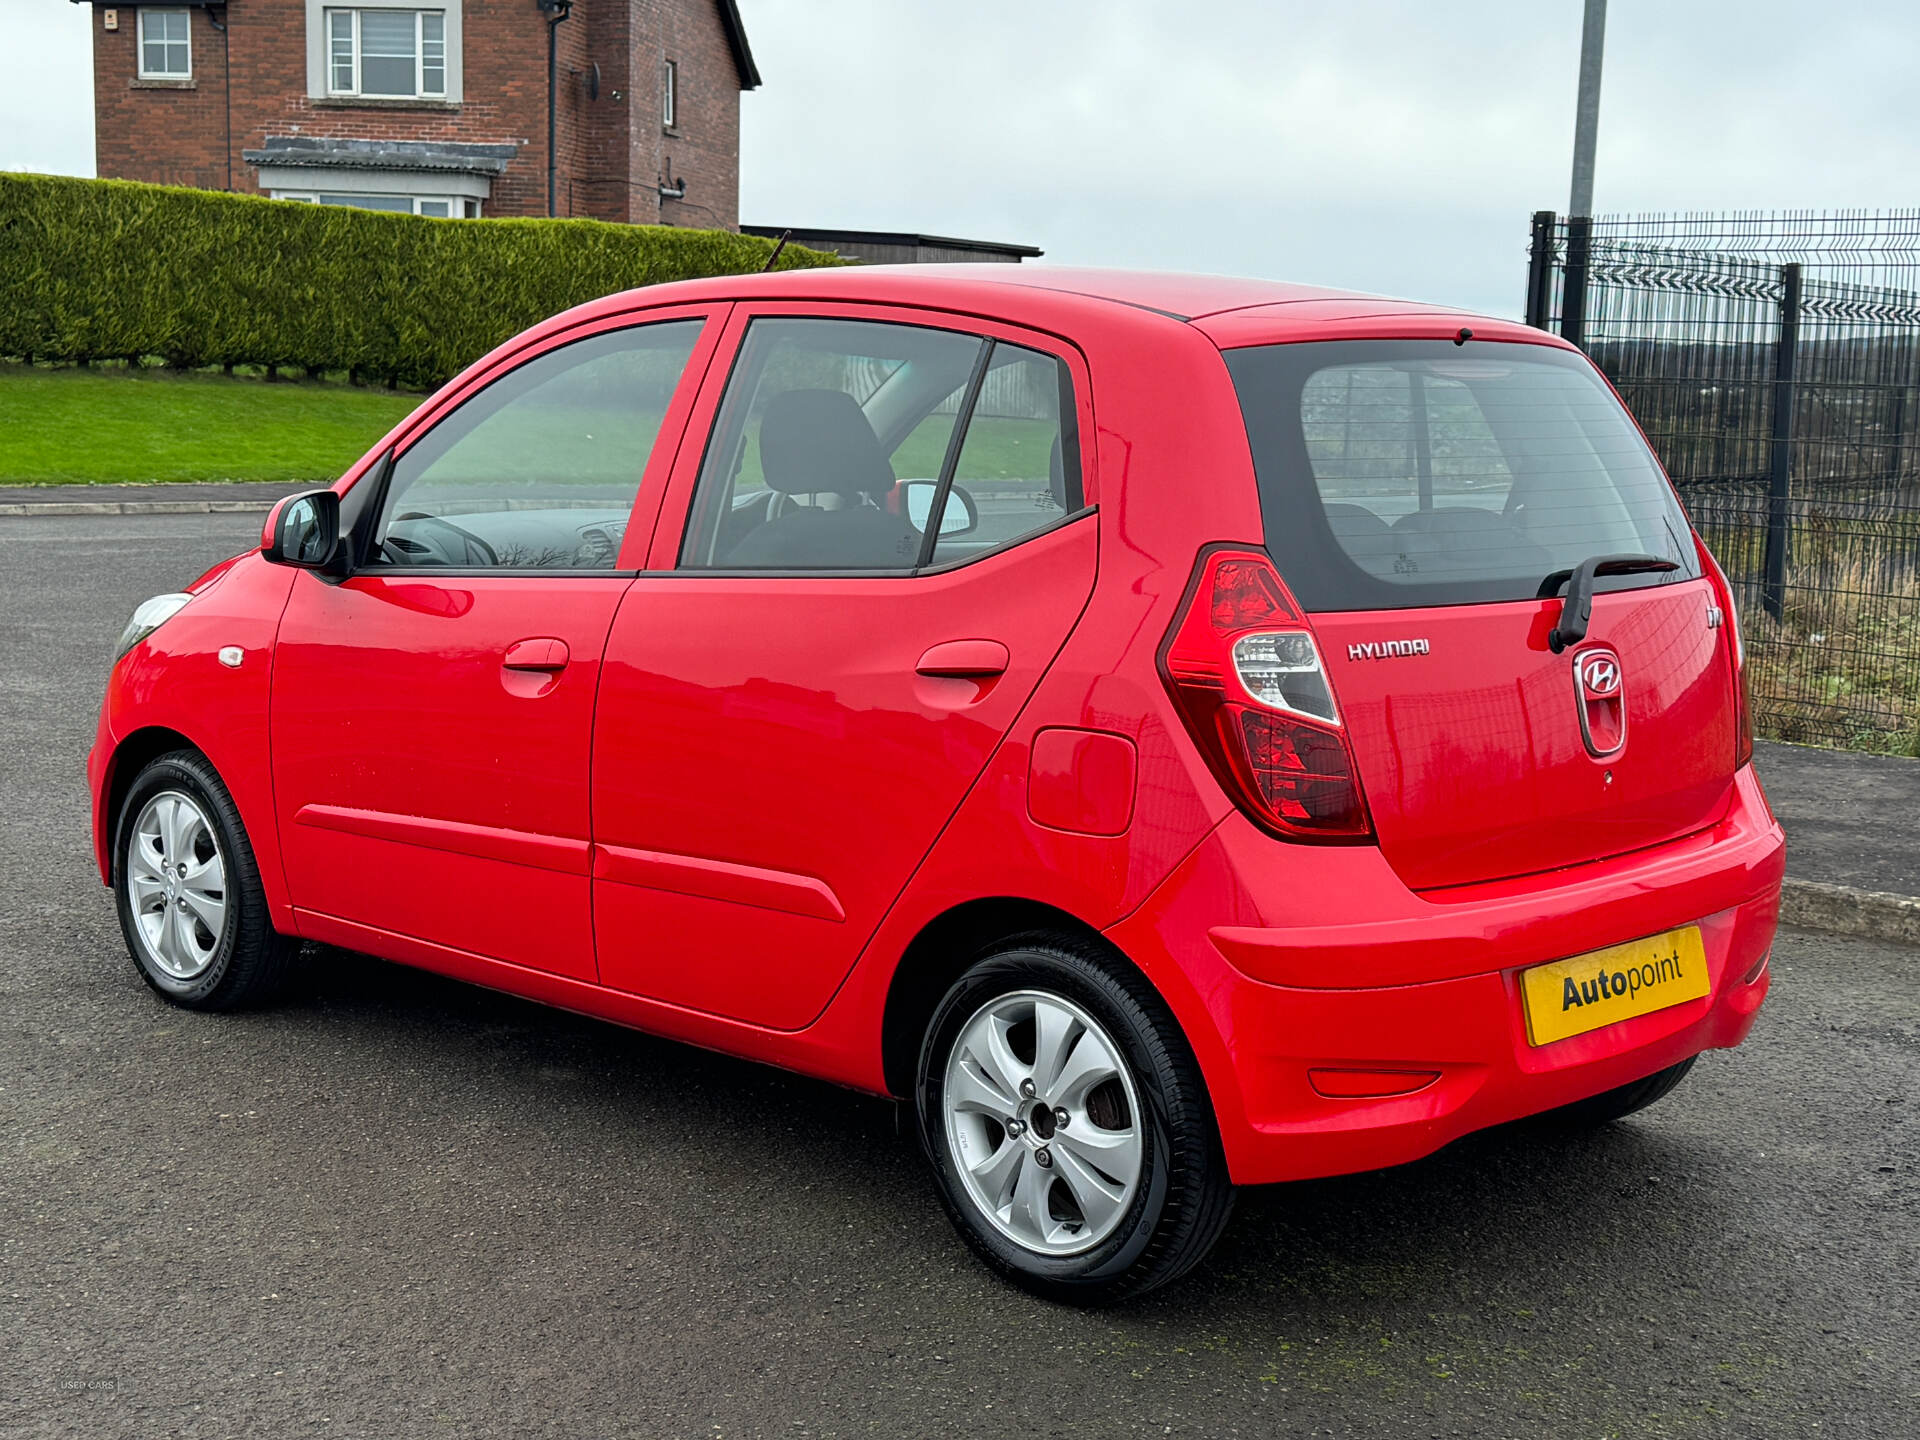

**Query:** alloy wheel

left=126, top=789, right=228, bottom=982
left=941, top=988, right=1145, bottom=1256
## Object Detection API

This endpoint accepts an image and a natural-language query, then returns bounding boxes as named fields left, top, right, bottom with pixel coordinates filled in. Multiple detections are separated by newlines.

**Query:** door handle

left=503, top=637, right=570, bottom=672
left=916, top=639, right=1009, bottom=678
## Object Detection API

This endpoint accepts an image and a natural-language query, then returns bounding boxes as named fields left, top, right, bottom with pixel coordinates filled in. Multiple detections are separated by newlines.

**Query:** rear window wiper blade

left=1538, top=554, right=1680, bottom=653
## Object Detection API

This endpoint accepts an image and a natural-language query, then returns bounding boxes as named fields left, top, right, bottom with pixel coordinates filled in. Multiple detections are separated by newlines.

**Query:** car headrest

left=759, top=389, right=896, bottom=497
left=1049, top=436, right=1067, bottom=510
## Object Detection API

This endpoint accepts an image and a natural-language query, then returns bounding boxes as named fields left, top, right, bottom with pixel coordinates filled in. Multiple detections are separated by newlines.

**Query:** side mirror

left=900, top=480, right=979, bottom=538
left=264, top=488, right=342, bottom=571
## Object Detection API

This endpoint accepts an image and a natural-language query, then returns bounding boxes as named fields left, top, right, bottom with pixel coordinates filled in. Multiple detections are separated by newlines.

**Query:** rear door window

left=1226, top=340, right=1698, bottom=610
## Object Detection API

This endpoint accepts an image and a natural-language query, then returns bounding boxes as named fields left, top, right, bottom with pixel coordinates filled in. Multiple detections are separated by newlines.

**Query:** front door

left=271, top=310, right=717, bottom=981
left=592, top=308, right=1100, bottom=1028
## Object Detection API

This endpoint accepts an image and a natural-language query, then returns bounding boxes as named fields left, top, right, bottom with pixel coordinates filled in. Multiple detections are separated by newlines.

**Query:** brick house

left=76, top=0, right=759, bottom=225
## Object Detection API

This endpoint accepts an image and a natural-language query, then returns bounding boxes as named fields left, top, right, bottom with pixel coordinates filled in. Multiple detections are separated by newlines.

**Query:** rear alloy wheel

left=917, top=941, right=1234, bottom=1303
left=114, top=750, right=298, bottom=1010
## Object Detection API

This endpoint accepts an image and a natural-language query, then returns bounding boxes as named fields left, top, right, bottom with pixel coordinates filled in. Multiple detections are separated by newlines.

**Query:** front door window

left=372, top=320, right=703, bottom=571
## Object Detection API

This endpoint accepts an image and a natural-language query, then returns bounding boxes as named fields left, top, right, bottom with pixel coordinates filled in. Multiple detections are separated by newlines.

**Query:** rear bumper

left=1106, top=766, right=1784, bottom=1187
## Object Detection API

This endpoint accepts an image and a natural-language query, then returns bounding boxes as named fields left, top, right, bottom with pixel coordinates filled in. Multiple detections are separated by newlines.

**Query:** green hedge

left=0, top=172, right=839, bottom=389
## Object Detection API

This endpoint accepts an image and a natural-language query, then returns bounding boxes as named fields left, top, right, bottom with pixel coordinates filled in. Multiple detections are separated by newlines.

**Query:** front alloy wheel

left=113, top=749, right=298, bottom=1009
left=917, top=940, right=1235, bottom=1303
left=126, top=789, right=229, bottom=983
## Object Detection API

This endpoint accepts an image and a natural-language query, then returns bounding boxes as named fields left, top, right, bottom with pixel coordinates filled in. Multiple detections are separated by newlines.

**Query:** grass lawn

left=0, top=363, right=419, bottom=485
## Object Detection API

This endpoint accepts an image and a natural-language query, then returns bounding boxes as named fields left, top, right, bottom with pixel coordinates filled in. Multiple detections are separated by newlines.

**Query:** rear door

left=1225, top=338, right=1735, bottom=892
left=591, top=305, right=1098, bottom=1029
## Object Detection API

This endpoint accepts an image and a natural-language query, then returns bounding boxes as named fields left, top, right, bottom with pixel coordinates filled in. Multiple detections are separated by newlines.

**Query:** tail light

left=1695, top=536, right=1753, bottom=769
left=1157, top=546, right=1372, bottom=841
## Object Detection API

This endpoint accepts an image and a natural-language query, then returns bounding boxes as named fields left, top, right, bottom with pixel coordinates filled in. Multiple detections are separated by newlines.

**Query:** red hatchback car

left=92, top=266, right=1783, bottom=1301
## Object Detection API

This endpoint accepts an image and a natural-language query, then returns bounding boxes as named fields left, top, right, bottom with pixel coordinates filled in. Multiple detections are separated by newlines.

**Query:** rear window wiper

left=1539, top=554, right=1680, bottom=653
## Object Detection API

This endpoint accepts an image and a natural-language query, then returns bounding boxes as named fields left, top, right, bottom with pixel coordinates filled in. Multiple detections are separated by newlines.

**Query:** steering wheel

left=387, top=511, right=500, bottom=567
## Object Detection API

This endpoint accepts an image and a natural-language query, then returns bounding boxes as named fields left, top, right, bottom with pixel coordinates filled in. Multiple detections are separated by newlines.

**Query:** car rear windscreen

left=1224, top=339, right=1699, bottom=611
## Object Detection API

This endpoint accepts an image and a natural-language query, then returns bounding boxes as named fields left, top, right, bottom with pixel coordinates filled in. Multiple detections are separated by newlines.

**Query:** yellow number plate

left=1520, top=927, right=1710, bottom=1047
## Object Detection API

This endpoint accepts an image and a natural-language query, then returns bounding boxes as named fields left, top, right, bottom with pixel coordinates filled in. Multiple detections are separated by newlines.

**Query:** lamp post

left=536, top=0, right=572, bottom=218
left=1568, top=0, right=1607, bottom=218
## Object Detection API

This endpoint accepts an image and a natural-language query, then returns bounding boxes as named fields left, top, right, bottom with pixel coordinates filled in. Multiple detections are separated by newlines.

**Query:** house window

left=662, top=59, right=677, bottom=129
left=325, top=9, right=446, bottom=98
left=139, top=9, right=192, bottom=79
left=274, top=191, right=475, bottom=218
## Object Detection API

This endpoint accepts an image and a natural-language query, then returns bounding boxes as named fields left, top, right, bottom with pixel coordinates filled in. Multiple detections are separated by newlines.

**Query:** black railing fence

left=1526, top=210, right=1920, bottom=753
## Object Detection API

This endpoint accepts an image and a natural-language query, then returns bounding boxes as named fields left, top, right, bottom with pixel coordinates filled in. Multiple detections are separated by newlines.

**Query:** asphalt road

left=2, top=513, right=1916, bottom=1440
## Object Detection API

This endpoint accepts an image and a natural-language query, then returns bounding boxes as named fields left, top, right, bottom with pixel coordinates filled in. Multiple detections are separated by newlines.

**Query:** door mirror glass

left=267, top=489, right=341, bottom=569
left=900, top=480, right=978, bottom=537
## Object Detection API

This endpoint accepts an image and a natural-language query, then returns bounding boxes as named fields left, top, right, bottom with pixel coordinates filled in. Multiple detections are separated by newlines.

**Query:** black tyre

left=112, top=749, right=298, bottom=1010
left=915, top=938, right=1234, bottom=1304
left=1542, top=1057, right=1697, bottom=1129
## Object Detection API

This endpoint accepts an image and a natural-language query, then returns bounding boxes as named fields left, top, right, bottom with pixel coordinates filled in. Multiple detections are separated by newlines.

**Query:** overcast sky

left=6, top=0, right=1916, bottom=316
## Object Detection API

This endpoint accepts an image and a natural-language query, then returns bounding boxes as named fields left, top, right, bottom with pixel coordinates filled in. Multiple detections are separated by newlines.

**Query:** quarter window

left=139, top=9, right=192, bottom=79
left=678, top=318, right=1081, bottom=573
left=326, top=8, right=446, bottom=98
left=369, top=321, right=704, bottom=571
left=930, top=343, right=1079, bottom=566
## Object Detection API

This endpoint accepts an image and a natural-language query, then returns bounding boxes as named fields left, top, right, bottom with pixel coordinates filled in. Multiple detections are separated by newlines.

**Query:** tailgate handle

left=503, top=637, right=570, bottom=672
left=916, top=640, right=1009, bottom=678
left=1542, top=554, right=1679, bottom=652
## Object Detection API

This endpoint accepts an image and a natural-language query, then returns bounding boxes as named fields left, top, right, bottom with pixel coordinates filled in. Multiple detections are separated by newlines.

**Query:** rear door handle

left=503, top=637, right=570, bottom=672
left=916, top=639, right=1009, bottom=678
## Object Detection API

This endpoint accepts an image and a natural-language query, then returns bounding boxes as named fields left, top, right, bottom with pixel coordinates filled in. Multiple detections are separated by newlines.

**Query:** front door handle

left=916, top=639, right=1009, bottom=678
left=503, top=637, right=570, bottom=672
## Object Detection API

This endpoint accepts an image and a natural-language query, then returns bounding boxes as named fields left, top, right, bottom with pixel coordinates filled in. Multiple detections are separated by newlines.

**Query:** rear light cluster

left=1158, top=547, right=1372, bottom=841
left=1695, top=537, right=1754, bottom=769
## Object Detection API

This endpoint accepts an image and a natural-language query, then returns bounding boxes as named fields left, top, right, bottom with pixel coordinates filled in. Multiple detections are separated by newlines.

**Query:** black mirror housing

left=264, top=488, right=343, bottom=572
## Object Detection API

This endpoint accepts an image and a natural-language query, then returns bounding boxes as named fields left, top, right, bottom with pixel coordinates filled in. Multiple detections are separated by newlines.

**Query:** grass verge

left=0, top=362, right=418, bottom=485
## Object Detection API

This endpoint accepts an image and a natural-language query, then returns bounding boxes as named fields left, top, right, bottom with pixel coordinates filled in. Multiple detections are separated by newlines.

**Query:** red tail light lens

left=1158, top=546, right=1372, bottom=841
left=1695, top=536, right=1753, bottom=769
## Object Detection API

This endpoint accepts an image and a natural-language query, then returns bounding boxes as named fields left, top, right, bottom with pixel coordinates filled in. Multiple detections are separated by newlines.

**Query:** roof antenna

left=1454, top=326, right=1474, bottom=346
left=760, top=230, right=792, bottom=273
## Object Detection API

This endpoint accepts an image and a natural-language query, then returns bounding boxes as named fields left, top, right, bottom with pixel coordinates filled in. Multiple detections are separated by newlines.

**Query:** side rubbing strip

left=591, top=843, right=846, bottom=923
left=293, top=804, right=590, bottom=875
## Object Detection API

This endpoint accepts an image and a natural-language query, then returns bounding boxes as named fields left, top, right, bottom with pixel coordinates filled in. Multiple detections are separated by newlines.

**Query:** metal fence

left=1526, top=210, right=1920, bottom=753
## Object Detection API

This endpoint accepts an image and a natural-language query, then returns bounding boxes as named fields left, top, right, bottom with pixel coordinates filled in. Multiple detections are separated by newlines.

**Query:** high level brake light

left=1695, top=536, right=1754, bottom=769
left=1158, top=547, right=1372, bottom=841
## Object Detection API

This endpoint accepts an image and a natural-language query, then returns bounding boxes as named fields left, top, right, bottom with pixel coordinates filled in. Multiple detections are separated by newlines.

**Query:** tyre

left=915, top=938, right=1234, bottom=1304
left=1542, top=1057, right=1697, bottom=1130
left=113, top=749, right=298, bottom=1010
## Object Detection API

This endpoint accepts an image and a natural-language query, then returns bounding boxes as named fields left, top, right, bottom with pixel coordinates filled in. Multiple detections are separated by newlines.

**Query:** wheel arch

left=879, top=896, right=1155, bottom=1100
left=100, top=726, right=202, bottom=882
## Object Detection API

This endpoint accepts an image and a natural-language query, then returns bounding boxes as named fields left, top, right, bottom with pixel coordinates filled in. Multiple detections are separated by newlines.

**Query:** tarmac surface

left=2, top=512, right=1916, bottom=1439
left=1754, top=739, right=1920, bottom=897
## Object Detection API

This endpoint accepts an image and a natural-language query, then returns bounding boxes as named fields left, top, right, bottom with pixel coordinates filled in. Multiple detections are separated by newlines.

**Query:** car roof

left=562, top=265, right=1562, bottom=355
left=639, top=264, right=1380, bottom=322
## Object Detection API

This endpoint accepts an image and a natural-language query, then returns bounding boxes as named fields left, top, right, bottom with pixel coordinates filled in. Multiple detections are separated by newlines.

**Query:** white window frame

left=662, top=58, right=677, bottom=130
left=323, top=8, right=446, bottom=99
left=138, top=8, right=193, bottom=80
left=305, top=0, right=462, bottom=103
left=273, top=190, right=476, bottom=218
